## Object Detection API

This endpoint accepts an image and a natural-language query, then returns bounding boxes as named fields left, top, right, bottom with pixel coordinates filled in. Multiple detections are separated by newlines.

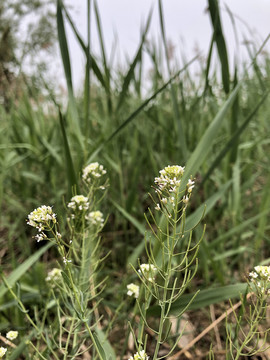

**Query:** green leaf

left=95, top=328, right=116, bottom=360
left=92, top=331, right=107, bottom=360
left=0, top=242, right=53, bottom=298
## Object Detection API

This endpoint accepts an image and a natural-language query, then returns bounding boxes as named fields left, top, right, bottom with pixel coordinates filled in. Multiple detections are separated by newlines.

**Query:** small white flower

left=187, top=178, right=195, bottom=193
left=128, top=350, right=149, bottom=360
left=182, top=195, right=189, bottom=205
left=138, top=264, right=157, bottom=282
left=6, top=331, right=18, bottom=340
left=63, top=257, right=72, bottom=265
left=155, top=203, right=161, bottom=211
left=0, top=347, right=7, bottom=358
left=46, top=268, right=62, bottom=282
left=161, top=197, right=167, bottom=204
left=35, top=232, right=47, bottom=242
left=127, top=283, right=140, bottom=298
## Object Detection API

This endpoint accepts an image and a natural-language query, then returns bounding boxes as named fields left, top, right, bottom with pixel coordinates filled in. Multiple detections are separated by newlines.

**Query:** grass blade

left=59, top=110, right=78, bottom=196
left=115, top=9, right=153, bottom=113
left=0, top=242, right=53, bottom=298
left=208, top=0, right=230, bottom=93
left=57, top=0, right=83, bottom=145
left=158, top=0, right=187, bottom=159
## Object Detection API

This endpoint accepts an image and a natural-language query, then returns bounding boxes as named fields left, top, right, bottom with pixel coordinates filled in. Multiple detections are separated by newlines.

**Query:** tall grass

left=1, top=0, right=270, bottom=358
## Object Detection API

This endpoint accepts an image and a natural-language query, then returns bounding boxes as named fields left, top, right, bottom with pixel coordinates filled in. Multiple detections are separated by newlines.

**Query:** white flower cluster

left=86, top=210, right=104, bottom=227
left=82, top=162, right=106, bottom=184
left=154, top=165, right=195, bottom=211
left=68, top=195, right=89, bottom=211
left=6, top=331, right=18, bottom=341
left=0, top=347, right=7, bottom=358
left=27, top=205, right=56, bottom=232
left=249, top=265, right=270, bottom=294
left=127, top=283, right=140, bottom=298
left=154, top=165, right=185, bottom=193
left=128, top=350, right=149, bottom=360
left=138, top=264, right=157, bottom=283
left=46, top=268, right=62, bottom=282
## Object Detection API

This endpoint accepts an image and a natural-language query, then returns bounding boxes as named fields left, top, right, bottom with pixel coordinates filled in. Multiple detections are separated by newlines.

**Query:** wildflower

left=0, top=347, right=7, bottom=358
left=46, top=268, right=62, bottom=282
left=161, top=197, right=167, bottom=204
left=155, top=203, right=161, bottom=211
left=187, top=178, right=195, bottom=193
left=128, top=350, right=149, bottom=360
left=6, top=331, right=18, bottom=341
left=27, top=205, right=56, bottom=231
left=35, top=232, right=47, bottom=242
left=63, top=257, right=72, bottom=265
left=254, top=265, right=270, bottom=281
left=86, top=210, right=104, bottom=227
left=154, top=165, right=184, bottom=194
left=182, top=195, right=189, bottom=205
left=138, top=264, right=157, bottom=282
left=250, top=266, right=270, bottom=282
left=249, top=265, right=270, bottom=295
left=127, top=283, right=140, bottom=298
left=68, top=195, right=89, bottom=211
left=82, top=162, right=106, bottom=183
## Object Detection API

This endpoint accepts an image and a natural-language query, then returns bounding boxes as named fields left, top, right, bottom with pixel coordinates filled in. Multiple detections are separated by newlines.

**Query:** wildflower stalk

left=153, top=186, right=179, bottom=360
left=129, top=165, right=202, bottom=360
left=1, top=276, right=61, bottom=360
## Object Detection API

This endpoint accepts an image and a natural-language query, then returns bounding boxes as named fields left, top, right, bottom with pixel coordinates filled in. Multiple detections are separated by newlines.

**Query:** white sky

left=61, top=0, right=270, bottom=91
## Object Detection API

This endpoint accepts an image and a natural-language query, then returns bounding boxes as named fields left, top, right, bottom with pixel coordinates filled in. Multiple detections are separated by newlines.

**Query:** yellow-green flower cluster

left=0, top=347, right=7, bottom=358
left=46, top=268, right=62, bottom=282
left=128, top=350, right=149, bottom=360
left=127, top=283, right=140, bottom=298
left=154, top=165, right=184, bottom=193
left=27, top=205, right=56, bottom=232
left=86, top=210, right=104, bottom=227
left=154, top=165, right=195, bottom=211
left=82, top=162, right=106, bottom=185
left=68, top=195, right=89, bottom=211
left=6, top=331, right=18, bottom=340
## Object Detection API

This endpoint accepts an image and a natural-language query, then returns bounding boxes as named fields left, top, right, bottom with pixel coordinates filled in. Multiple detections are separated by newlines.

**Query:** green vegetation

left=0, top=0, right=270, bottom=359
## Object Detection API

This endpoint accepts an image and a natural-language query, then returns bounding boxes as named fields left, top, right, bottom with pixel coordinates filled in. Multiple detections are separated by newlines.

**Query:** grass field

left=0, top=1, right=270, bottom=359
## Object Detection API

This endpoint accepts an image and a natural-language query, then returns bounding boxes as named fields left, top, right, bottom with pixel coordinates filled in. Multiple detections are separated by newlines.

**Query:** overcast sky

left=61, top=0, right=270, bottom=91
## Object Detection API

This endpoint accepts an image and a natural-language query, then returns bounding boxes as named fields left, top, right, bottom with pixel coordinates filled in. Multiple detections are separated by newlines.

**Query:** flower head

left=46, top=268, right=62, bottom=282
left=82, top=162, right=106, bottom=184
left=86, top=210, right=104, bottom=227
left=249, top=265, right=270, bottom=294
left=0, top=347, right=7, bottom=358
left=128, top=350, right=149, bottom=360
left=27, top=205, right=56, bottom=231
left=154, top=165, right=184, bottom=193
left=138, top=264, right=157, bottom=282
left=6, top=331, right=18, bottom=341
left=68, top=195, right=89, bottom=211
left=127, top=283, right=140, bottom=298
